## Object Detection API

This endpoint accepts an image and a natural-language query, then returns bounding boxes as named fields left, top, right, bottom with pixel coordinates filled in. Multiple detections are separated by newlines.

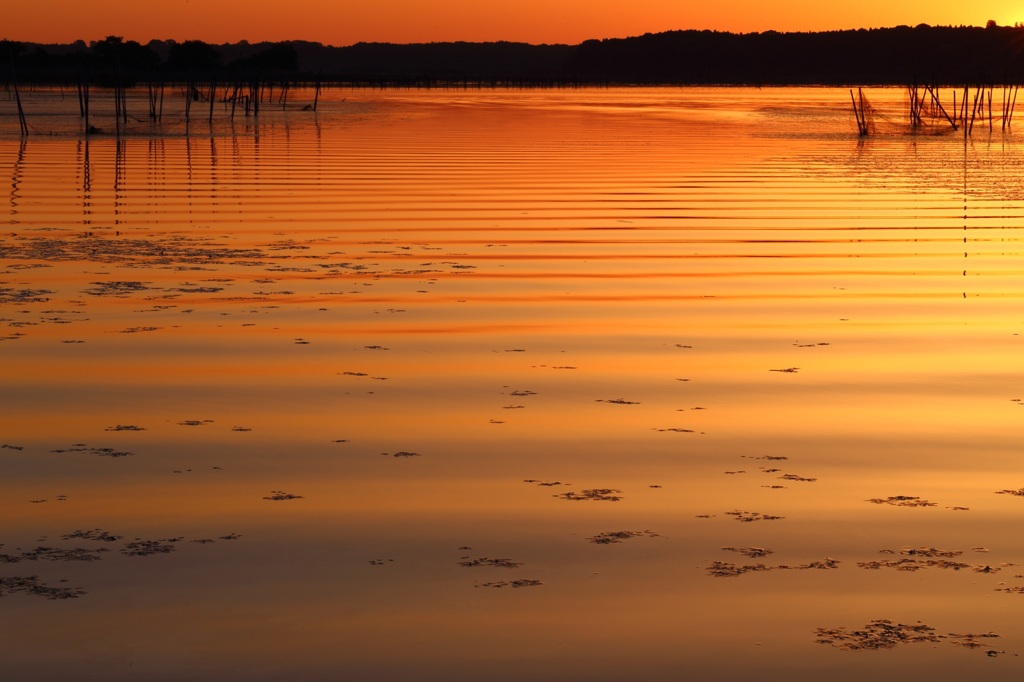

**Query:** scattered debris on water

left=723, top=546, right=773, bottom=558
left=866, top=496, right=936, bottom=507
left=50, top=444, right=134, bottom=458
left=263, top=490, right=304, bottom=500
left=476, top=579, right=542, bottom=588
left=554, top=488, right=622, bottom=502
left=995, top=488, right=1024, bottom=496
left=815, top=619, right=1007, bottom=656
left=587, top=530, right=660, bottom=544
left=458, top=557, right=523, bottom=568
left=0, top=576, right=86, bottom=600
left=725, top=510, right=785, bottom=522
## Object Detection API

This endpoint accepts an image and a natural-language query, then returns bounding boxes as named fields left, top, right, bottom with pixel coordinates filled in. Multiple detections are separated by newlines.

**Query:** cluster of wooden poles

left=852, top=84, right=1021, bottom=136
left=908, top=83, right=1019, bottom=134
left=49, top=74, right=325, bottom=136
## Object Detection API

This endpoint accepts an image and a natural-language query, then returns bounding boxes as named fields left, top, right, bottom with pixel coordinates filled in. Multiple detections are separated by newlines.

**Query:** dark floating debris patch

left=50, top=444, right=134, bottom=458
left=866, top=496, right=937, bottom=507
left=0, top=287, right=54, bottom=304
left=554, top=488, right=622, bottom=502
left=880, top=547, right=962, bottom=557
left=104, top=425, right=146, bottom=432
left=815, top=619, right=1006, bottom=656
left=524, top=479, right=569, bottom=487
left=858, top=558, right=974, bottom=572
left=1, top=546, right=109, bottom=563
left=509, top=389, right=537, bottom=397
left=177, top=419, right=214, bottom=426
left=62, top=529, right=122, bottom=543
left=263, top=490, right=304, bottom=501
left=587, top=530, right=660, bottom=544
left=653, top=428, right=695, bottom=433
left=706, top=561, right=771, bottom=577
left=723, top=546, right=773, bottom=558
left=769, top=367, right=800, bottom=373
left=596, top=399, right=641, bottom=405
left=1, top=444, right=25, bottom=451
left=232, top=426, right=252, bottom=432
left=476, top=579, right=543, bottom=588
left=866, top=554, right=1005, bottom=573
left=0, top=576, right=86, bottom=600
left=995, top=488, right=1024, bottom=496
left=82, top=280, right=153, bottom=297
left=382, top=451, right=421, bottom=458
left=706, top=558, right=838, bottom=577
left=458, top=557, right=523, bottom=568
left=118, top=326, right=162, bottom=334
left=779, top=474, right=817, bottom=482
left=725, top=510, right=785, bottom=522
left=995, top=585, right=1024, bottom=594
left=120, top=538, right=183, bottom=556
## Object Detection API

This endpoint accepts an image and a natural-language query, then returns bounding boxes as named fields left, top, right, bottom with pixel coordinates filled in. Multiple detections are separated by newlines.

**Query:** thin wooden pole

left=209, top=79, right=216, bottom=125
left=850, top=89, right=865, bottom=135
left=925, top=86, right=956, bottom=130
left=1009, top=85, right=1019, bottom=129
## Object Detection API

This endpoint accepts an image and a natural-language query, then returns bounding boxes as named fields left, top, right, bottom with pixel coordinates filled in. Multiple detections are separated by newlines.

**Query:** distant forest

left=4, top=23, right=1024, bottom=86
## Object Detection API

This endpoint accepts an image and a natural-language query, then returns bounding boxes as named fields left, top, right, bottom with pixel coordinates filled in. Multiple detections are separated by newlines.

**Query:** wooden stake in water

left=13, top=80, right=28, bottom=136
left=7, top=45, right=29, bottom=136
left=925, top=85, right=956, bottom=130
left=209, top=80, right=216, bottom=125
left=1009, top=85, right=1019, bottom=129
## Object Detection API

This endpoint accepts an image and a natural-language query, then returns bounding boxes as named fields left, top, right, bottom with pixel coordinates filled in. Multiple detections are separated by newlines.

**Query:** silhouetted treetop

left=167, top=40, right=222, bottom=74
left=4, top=25, right=1024, bottom=85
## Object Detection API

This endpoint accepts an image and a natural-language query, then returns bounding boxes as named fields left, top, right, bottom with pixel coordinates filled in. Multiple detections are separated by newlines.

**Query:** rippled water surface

left=4, top=86, right=1024, bottom=680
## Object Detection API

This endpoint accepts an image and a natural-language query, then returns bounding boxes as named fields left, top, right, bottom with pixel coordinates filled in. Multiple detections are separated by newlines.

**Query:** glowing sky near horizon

left=4, top=0, right=1020, bottom=46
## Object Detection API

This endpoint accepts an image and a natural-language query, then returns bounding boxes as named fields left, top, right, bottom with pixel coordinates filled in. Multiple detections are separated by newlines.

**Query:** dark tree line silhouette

left=568, top=25, right=1024, bottom=85
left=4, top=24, right=1024, bottom=86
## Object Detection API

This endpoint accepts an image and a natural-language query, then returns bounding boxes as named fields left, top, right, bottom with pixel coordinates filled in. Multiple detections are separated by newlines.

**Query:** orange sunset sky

left=5, top=0, right=1019, bottom=46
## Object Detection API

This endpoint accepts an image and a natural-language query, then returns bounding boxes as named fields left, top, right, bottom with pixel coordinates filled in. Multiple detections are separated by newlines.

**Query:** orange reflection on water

left=5, top=87, right=1024, bottom=680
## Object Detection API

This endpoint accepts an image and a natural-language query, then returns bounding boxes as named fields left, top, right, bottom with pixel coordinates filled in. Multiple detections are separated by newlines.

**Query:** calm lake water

left=4, top=85, right=1024, bottom=680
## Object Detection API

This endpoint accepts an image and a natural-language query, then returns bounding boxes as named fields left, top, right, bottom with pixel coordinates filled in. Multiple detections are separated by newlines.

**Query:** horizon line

left=4, top=21, right=1018, bottom=51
